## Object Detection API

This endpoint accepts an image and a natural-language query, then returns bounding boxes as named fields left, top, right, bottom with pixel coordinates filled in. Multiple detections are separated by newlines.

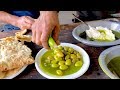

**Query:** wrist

left=9, top=15, right=19, bottom=27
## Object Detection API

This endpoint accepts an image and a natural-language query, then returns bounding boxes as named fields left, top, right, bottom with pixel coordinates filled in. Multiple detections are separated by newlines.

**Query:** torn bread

left=0, top=36, right=34, bottom=71
left=4, top=67, right=23, bottom=77
left=15, top=29, right=32, bottom=42
left=15, top=29, right=27, bottom=35
left=0, top=67, right=23, bottom=79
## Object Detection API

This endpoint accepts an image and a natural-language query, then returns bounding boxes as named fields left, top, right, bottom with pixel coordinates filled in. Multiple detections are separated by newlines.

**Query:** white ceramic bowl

left=99, top=45, right=120, bottom=79
left=72, top=20, right=120, bottom=47
left=35, top=43, right=90, bottom=79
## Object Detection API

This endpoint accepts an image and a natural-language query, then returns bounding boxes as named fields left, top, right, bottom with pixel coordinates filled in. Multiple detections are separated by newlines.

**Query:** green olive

left=51, top=60, right=58, bottom=64
left=59, top=65, right=68, bottom=70
left=55, top=57, right=63, bottom=61
left=56, top=51, right=64, bottom=57
left=45, top=59, right=51, bottom=63
left=53, top=48, right=61, bottom=54
left=77, top=53, right=81, bottom=59
left=58, top=61, right=65, bottom=65
left=68, top=47, right=74, bottom=53
left=54, top=55, right=59, bottom=60
left=66, top=52, right=71, bottom=55
left=65, top=55, right=70, bottom=60
left=65, top=59, right=72, bottom=66
left=51, top=63, right=59, bottom=68
left=75, top=61, right=83, bottom=67
left=70, top=54, right=77, bottom=59
left=61, top=49, right=65, bottom=53
left=58, top=46, right=63, bottom=50
left=64, top=46, right=69, bottom=51
left=72, top=59, right=77, bottom=63
left=47, top=56, right=54, bottom=60
left=74, top=51, right=77, bottom=54
left=56, top=70, right=63, bottom=76
left=44, top=63, right=47, bottom=66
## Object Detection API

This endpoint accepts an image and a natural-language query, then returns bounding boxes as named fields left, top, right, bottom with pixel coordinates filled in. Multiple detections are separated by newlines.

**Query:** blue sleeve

left=7, top=11, right=40, bottom=19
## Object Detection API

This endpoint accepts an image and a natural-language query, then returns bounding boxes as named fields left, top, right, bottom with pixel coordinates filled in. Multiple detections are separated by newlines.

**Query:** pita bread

left=0, top=35, right=34, bottom=71
left=5, top=67, right=23, bottom=77
left=0, top=67, right=23, bottom=79
left=15, top=29, right=27, bottom=35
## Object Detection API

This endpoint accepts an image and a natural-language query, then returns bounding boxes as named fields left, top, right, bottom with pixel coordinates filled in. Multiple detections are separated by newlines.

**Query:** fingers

left=20, top=16, right=35, bottom=30
left=52, top=24, right=60, bottom=45
left=31, top=24, right=42, bottom=46
left=32, top=31, right=42, bottom=46
left=31, top=24, right=60, bottom=49
left=21, top=23, right=31, bottom=30
left=32, top=28, right=36, bottom=42
left=36, top=31, right=42, bottom=46
left=25, top=16, right=35, bottom=24
left=41, top=30, right=51, bottom=49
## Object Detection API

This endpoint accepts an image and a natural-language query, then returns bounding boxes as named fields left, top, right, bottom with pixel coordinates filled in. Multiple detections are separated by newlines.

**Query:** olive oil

left=107, top=56, right=120, bottom=77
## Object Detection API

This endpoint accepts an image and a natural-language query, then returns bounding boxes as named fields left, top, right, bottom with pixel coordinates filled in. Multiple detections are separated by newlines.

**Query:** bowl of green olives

left=35, top=43, right=90, bottom=79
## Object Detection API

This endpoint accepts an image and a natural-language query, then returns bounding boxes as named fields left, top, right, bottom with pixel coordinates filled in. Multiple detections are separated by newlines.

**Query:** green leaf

left=112, top=30, right=120, bottom=39
left=79, top=31, right=86, bottom=39
left=86, top=36, right=94, bottom=41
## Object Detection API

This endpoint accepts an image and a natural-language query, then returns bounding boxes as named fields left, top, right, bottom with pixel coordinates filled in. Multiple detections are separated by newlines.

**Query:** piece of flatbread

left=0, top=36, right=34, bottom=71
left=16, top=29, right=27, bottom=35
left=5, top=67, right=23, bottom=78
left=15, top=29, right=32, bottom=43
left=0, top=67, right=23, bottom=79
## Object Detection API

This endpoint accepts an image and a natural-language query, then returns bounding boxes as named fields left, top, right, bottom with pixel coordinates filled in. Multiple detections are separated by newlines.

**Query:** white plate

left=35, top=43, right=90, bottom=79
left=3, top=65, right=27, bottom=79
left=72, top=20, right=120, bottom=47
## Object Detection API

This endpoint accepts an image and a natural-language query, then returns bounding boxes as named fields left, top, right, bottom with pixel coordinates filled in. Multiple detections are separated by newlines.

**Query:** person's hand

left=16, top=16, right=35, bottom=30
left=31, top=11, right=60, bottom=49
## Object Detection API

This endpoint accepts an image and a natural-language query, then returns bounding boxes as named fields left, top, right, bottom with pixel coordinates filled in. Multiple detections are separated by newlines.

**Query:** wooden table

left=0, top=18, right=120, bottom=79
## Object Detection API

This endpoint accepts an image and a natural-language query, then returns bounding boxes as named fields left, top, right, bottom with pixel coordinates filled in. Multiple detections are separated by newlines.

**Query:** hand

left=16, top=16, right=35, bottom=30
left=31, top=11, right=60, bottom=49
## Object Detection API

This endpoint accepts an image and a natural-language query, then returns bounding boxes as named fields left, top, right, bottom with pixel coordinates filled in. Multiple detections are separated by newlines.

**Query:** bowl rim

left=35, top=43, right=90, bottom=79
left=72, top=20, right=120, bottom=47
left=98, top=45, right=120, bottom=79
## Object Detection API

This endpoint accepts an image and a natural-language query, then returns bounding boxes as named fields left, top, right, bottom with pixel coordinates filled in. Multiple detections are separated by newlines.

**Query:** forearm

left=40, top=11, right=58, bottom=13
left=0, top=11, right=19, bottom=26
left=39, top=11, right=58, bottom=17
